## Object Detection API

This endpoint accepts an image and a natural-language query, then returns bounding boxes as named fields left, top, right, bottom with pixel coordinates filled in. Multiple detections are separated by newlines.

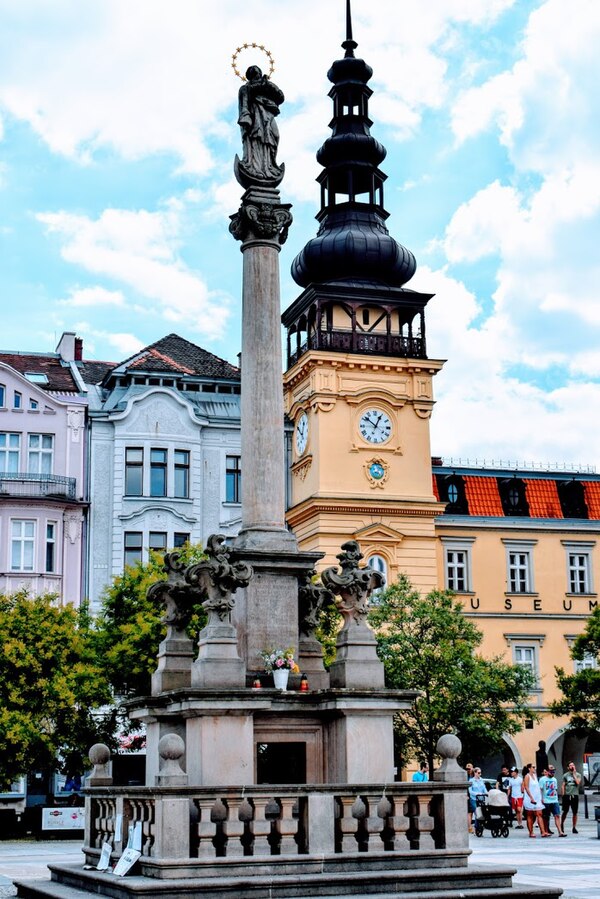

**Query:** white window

left=442, top=538, right=474, bottom=593
left=503, top=540, right=536, bottom=593
left=562, top=542, right=594, bottom=595
left=11, top=520, right=36, bottom=571
left=0, top=433, right=21, bottom=473
left=13, top=391, right=22, bottom=409
left=28, top=434, right=54, bottom=474
left=0, top=384, right=5, bottom=407
left=575, top=653, right=597, bottom=674
left=505, top=632, right=544, bottom=691
left=514, top=645, right=536, bottom=675
left=45, top=522, right=57, bottom=573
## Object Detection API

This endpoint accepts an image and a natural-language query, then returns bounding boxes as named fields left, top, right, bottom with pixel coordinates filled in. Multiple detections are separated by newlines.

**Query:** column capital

left=230, top=186, right=292, bottom=248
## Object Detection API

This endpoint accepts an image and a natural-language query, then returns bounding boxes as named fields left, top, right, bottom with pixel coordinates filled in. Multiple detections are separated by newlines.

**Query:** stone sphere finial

left=433, top=733, right=466, bottom=783
left=158, top=733, right=185, bottom=763
left=156, top=733, right=187, bottom=785
left=89, top=743, right=111, bottom=765
left=87, top=743, right=112, bottom=786
left=436, top=733, right=462, bottom=760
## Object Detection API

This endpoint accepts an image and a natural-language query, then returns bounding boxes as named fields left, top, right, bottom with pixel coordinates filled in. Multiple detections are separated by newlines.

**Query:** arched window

left=368, top=554, right=387, bottom=604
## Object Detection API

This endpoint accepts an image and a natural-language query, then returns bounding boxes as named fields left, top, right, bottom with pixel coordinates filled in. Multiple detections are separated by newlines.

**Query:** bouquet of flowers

left=259, top=647, right=300, bottom=673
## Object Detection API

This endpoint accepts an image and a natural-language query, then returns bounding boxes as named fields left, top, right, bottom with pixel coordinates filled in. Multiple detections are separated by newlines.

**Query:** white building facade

left=84, top=334, right=242, bottom=613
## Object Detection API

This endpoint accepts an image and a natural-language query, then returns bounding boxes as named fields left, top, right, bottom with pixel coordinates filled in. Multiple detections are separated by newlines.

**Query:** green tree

left=0, top=590, right=113, bottom=790
left=551, top=606, right=600, bottom=732
left=367, top=575, right=537, bottom=776
left=93, top=543, right=207, bottom=700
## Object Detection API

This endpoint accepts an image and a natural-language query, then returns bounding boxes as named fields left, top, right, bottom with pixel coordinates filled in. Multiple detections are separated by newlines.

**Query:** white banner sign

left=42, top=808, right=85, bottom=830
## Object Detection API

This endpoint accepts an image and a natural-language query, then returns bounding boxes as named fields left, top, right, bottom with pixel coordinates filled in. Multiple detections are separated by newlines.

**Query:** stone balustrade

left=84, top=780, right=466, bottom=870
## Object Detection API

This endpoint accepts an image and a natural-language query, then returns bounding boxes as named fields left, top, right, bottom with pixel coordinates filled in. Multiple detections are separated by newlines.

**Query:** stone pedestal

left=192, top=622, right=246, bottom=688
left=232, top=548, right=322, bottom=675
left=329, top=624, right=385, bottom=689
left=152, top=633, right=194, bottom=693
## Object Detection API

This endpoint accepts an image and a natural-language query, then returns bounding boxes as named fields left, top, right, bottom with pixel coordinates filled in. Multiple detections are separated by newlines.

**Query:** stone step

left=14, top=863, right=563, bottom=899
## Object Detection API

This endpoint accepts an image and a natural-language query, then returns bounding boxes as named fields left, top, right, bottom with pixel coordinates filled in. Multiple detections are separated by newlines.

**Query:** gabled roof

left=79, top=360, right=115, bottom=385
left=104, top=334, right=240, bottom=383
left=0, top=352, right=79, bottom=393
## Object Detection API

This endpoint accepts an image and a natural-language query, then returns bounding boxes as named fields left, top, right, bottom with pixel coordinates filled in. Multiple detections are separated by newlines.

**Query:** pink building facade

left=0, top=338, right=88, bottom=607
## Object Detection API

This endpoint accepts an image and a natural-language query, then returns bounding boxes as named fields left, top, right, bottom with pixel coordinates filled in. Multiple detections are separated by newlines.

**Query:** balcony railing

left=288, top=329, right=426, bottom=367
left=0, top=472, right=77, bottom=500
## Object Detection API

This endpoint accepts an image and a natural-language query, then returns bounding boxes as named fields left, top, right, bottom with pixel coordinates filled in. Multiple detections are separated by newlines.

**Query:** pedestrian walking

left=508, top=765, right=524, bottom=828
left=523, top=763, right=550, bottom=838
left=561, top=761, right=582, bottom=834
left=468, top=767, right=487, bottom=833
left=539, top=766, right=566, bottom=837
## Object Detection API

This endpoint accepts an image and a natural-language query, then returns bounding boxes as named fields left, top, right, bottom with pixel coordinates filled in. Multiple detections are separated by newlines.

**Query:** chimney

left=74, top=337, right=83, bottom=361
left=56, top=331, right=76, bottom=362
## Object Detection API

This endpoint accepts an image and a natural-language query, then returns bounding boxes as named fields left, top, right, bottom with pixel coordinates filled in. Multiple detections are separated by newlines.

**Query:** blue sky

left=1, top=0, right=599, bottom=467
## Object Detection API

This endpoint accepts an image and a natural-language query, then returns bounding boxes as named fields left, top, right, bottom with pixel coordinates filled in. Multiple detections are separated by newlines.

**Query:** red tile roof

left=463, top=476, right=504, bottom=516
left=524, top=479, right=563, bottom=519
left=582, top=481, right=600, bottom=519
left=432, top=475, right=440, bottom=501
left=0, top=353, right=79, bottom=393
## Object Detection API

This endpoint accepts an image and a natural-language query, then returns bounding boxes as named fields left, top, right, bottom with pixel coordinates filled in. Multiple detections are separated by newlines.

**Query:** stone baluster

left=276, top=796, right=299, bottom=854
left=250, top=796, right=272, bottom=856
left=387, top=795, right=411, bottom=851
left=415, top=792, right=436, bottom=850
left=336, top=794, right=360, bottom=853
left=364, top=792, right=386, bottom=852
left=127, top=798, right=155, bottom=856
left=196, top=797, right=219, bottom=859
left=223, top=796, right=246, bottom=858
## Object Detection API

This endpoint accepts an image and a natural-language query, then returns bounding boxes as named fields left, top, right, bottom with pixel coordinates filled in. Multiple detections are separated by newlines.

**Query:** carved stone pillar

left=149, top=552, right=196, bottom=694
left=321, top=540, right=385, bottom=688
left=185, top=535, right=252, bottom=688
left=297, top=570, right=332, bottom=689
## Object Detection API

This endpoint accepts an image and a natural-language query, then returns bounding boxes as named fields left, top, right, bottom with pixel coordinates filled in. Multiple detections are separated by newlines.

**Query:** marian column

left=229, top=64, right=319, bottom=671
left=229, top=65, right=295, bottom=552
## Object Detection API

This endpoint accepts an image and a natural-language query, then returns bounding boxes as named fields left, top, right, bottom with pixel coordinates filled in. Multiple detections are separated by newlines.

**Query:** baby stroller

left=474, top=794, right=510, bottom=838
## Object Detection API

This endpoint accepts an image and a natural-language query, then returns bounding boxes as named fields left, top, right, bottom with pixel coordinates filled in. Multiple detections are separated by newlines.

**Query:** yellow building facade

left=281, top=19, right=600, bottom=778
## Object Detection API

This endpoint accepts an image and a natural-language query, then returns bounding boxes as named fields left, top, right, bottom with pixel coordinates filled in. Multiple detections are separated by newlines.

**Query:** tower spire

left=290, top=8, right=416, bottom=290
left=343, top=0, right=357, bottom=57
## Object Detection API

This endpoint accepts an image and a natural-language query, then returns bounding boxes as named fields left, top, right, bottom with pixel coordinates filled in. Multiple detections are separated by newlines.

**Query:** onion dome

left=291, top=7, right=416, bottom=289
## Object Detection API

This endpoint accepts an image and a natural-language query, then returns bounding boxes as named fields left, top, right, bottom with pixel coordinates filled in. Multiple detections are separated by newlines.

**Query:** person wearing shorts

left=561, top=761, right=582, bottom=833
left=540, top=766, right=565, bottom=836
left=508, top=766, right=524, bottom=828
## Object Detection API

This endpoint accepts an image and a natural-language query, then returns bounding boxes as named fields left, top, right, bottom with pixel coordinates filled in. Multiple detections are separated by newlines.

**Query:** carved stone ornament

left=147, top=551, right=193, bottom=632
left=298, top=569, right=334, bottom=637
left=229, top=200, right=292, bottom=245
left=321, top=540, right=384, bottom=629
left=185, top=534, right=252, bottom=626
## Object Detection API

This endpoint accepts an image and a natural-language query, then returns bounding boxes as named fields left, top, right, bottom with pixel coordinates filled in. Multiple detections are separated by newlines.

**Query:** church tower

left=282, top=10, right=445, bottom=592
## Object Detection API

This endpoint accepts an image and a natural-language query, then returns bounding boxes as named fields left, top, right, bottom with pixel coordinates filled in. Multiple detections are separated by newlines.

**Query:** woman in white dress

left=523, top=762, right=550, bottom=838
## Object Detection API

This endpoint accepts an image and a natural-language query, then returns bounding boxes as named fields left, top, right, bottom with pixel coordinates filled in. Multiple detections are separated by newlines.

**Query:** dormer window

left=558, top=479, right=588, bottom=519
left=437, top=474, right=468, bottom=514
left=498, top=477, right=529, bottom=517
left=25, top=372, right=49, bottom=385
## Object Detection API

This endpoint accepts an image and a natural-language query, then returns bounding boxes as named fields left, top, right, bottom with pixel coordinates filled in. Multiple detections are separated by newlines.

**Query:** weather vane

left=231, top=42, right=275, bottom=81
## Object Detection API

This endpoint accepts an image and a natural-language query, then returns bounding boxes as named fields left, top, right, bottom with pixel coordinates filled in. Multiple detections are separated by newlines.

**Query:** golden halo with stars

left=231, top=43, right=275, bottom=81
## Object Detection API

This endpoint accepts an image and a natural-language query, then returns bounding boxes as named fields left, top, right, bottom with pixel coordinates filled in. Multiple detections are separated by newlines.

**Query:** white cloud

left=57, top=286, right=125, bottom=308
left=37, top=204, right=231, bottom=339
left=73, top=323, right=144, bottom=358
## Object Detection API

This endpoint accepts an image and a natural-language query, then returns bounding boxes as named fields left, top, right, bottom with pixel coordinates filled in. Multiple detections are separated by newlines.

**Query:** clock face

left=295, top=412, right=309, bottom=455
left=359, top=409, right=392, bottom=444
